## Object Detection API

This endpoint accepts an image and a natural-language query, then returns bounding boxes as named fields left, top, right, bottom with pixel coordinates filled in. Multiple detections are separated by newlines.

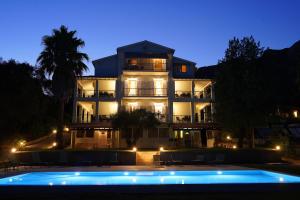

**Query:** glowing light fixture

left=233, top=145, right=237, bottom=149
left=226, top=135, right=231, bottom=140
left=217, top=171, right=223, bottom=175
left=170, top=171, right=175, bottom=175
left=64, top=127, right=70, bottom=132
left=11, top=147, right=17, bottom=153
left=132, top=147, right=137, bottom=152
left=52, top=129, right=57, bottom=134
left=75, top=172, right=80, bottom=176
left=275, top=145, right=281, bottom=150
left=293, top=110, right=298, bottom=118
left=159, top=147, right=164, bottom=151
left=52, top=142, right=57, bottom=147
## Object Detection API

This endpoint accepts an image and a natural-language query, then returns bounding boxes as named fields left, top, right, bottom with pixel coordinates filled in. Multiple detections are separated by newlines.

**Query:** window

left=180, top=64, right=187, bottom=73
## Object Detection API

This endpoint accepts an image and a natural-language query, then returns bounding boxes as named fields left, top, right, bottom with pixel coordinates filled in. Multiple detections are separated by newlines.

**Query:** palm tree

left=37, top=25, right=89, bottom=149
left=112, top=109, right=160, bottom=147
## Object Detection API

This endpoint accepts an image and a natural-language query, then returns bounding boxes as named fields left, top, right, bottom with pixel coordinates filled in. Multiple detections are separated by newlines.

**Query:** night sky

left=1, top=0, right=299, bottom=75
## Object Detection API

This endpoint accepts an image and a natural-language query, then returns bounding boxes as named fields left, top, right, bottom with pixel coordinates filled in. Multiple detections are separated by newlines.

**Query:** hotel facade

left=70, top=41, right=218, bottom=149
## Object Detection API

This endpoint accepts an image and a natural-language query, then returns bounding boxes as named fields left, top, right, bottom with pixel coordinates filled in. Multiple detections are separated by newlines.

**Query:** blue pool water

left=0, top=170, right=300, bottom=186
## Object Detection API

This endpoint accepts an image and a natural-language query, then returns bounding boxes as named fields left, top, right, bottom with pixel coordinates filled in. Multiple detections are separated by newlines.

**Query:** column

left=95, top=80, right=99, bottom=121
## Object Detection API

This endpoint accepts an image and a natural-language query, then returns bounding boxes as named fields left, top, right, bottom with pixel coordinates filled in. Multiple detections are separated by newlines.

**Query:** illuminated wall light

left=64, top=127, right=70, bottom=132
left=275, top=145, right=281, bottom=150
left=11, top=147, right=17, bottom=153
left=170, top=171, right=175, bottom=175
left=226, top=135, right=231, bottom=140
left=52, top=129, right=57, bottom=134
left=52, top=142, right=57, bottom=147
left=159, top=147, right=164, bottom=151
left=233, top=145, right=237, bottom=149
left=293, top=110, right=298, bottom=118
left=279, top=177, right=284, bottom=182
left=124, top=172, right=129, bottom=176
left=217, top=171, right=223, bottom=175
left=132, top=147, right=137, bottom=152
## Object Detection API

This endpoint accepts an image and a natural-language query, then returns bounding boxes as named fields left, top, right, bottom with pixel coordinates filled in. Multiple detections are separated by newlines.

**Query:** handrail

left=124, top=88, right=167, bottom=96
left=173, top=115, right=191, bottom=123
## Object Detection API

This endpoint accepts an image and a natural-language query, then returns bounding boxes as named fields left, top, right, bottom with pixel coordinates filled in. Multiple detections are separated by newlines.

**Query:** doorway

left=200, top=129, right=207, bottom=147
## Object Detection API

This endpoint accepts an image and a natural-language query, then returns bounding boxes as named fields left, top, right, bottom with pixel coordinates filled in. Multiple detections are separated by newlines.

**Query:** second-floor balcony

left=173, top=115, right=191, bottom=123
left=175, top=91, right=192, bottom=98
left=76, top=90, right=115, bottom=98
left=124, top=88, right=167, bottom=97
left=125, top=58, right=167, bottom=71
left=194, top=91, right=211, bottom=99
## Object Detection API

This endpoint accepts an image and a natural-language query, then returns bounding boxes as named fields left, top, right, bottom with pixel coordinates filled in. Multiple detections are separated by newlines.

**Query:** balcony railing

left=154, top=113, right=168, bottom=122
left=75, top=115, right=96, bottom=123
left=124, top=62, right=167, bottom=71
left=76, top=90, right=96, bottom=98
left=124, top=88, right=167, bottom=97
left=98, top=90, right=115, bottom=98
left=76, top=90, right=115, bottom=98
left=175, top=91, right=192, bottom=98
left=173, top=115, right=191, bottom=123
left=194, top=91, right=211, bottom=99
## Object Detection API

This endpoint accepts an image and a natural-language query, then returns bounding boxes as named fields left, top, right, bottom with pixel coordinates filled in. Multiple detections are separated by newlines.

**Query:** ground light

left=11, top=147, right=17, bottom=153
left=275, top=145, right=281, bottom=150
left=132, top=147, right=137, bottom=152
left=159, top=147, right=164, bottom=151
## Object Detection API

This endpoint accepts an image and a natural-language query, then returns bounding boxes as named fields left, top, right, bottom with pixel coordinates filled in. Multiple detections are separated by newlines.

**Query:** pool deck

left=0, top=164, right=250, bottom=177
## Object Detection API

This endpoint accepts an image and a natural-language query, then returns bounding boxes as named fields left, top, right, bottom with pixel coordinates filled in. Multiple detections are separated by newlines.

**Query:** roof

left=92, top=54, right=117, bottom=65
left=173, top=56, right=196, bottom=65
left=117, top=40, right=175, bottom=53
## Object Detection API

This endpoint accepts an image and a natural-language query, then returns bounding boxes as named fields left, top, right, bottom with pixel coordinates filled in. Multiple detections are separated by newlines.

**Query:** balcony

left=76, top=90, right=96, bottom=98
left=98, top=90, right=115, bottom=98
left=124, top=88, right=167, bottom=97
left=154, top=113, right=168, bottom=122
left=194, top=91, right=211, bottom=99
left=175, top=91, right=192, bottom=98
left=125, top=58, right=167, bottom=71
left=173, top=115, right=191, bottom=123
left=75, top=115, right=96, bottom=123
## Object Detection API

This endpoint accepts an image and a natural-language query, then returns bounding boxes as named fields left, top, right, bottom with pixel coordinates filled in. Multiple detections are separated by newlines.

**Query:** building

left=70, top=40, right=217, bottom=149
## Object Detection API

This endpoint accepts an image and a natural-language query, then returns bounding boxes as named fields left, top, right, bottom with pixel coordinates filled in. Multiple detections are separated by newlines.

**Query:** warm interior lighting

left=153, top=78, right=164, bottom=96
left=293, top=110, right=298, bottom=118
left=11, top=147, right=17, bottom=153
left=226, top=135, right=231, bottom=140
left=233, top=145, right=237, bottom=149
left=159, top=147, right=164, bottom=151
left=154, top=103, right=164, bottom=114
left=52, top=129, right=57, bottom=134
left=275, top=145, right=281, bottom=150
left=128, top=78, right=138, bottom=96
left=52, top=142, right=57, bottom=147
left=64, top=127, right=69, bottom=132
left=128, top=102, right=138, bottom=112
left=132, top=147, right=137, bottom=152
left=181, top=64, right=187, bottom=73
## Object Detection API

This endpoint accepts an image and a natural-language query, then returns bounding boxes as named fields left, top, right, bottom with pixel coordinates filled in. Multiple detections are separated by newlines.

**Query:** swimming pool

left=1, top=170, right=300, bottom=186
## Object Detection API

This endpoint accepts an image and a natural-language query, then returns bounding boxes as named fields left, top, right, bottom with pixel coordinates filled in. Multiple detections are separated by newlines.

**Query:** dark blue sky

left=1, top=0, right=300, bottom=75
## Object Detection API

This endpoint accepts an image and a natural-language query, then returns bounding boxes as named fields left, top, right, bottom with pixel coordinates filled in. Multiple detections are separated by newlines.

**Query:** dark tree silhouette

left=215, top=36, right=268, bottom=148
left=0, top=60, right=58, bottom=144
left=37, top=25, right=89, bottom=149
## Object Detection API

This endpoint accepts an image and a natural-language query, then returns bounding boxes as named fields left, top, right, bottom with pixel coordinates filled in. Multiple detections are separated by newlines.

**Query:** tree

left=37, top=25, right=89, bottom=149
left=0, top=60, right=58, bottom=144
left=111, top=109, right=160, bottom=147
left=215, top=36, right=267, bottom=148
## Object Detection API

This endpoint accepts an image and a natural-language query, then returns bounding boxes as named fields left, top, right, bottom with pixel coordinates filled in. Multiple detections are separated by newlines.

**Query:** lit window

left=181, top=65, right=187, bottom=73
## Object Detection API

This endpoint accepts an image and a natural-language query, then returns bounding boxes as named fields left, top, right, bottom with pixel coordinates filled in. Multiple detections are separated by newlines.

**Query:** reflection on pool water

left=1, top=170, right=300, bottom=186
